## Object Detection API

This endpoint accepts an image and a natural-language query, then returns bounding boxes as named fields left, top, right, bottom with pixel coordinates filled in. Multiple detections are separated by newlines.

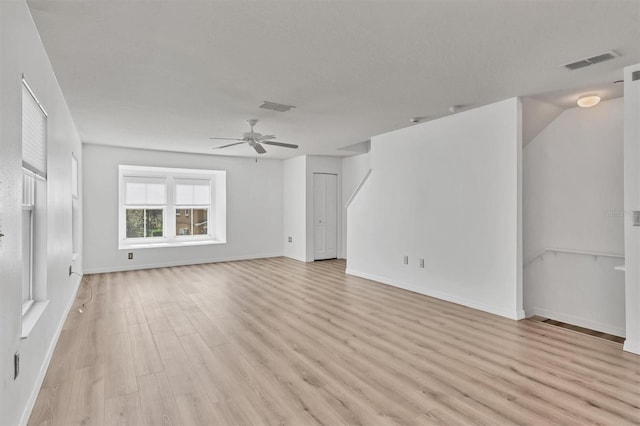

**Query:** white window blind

left=124, top=178, right=166, bottom=205
left=174, top=179, right=211, bottom=206
left=22, top=81, right=47, bottom=177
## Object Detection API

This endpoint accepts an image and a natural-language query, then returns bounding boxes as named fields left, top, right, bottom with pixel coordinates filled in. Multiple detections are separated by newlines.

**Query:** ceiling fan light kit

left=577, top=95, right=601, bottom=108
left=210, top=119, right=299, bottom=154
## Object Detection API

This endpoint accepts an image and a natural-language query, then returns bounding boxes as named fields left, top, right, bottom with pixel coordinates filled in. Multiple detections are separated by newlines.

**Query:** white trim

left=83, top=252, right=283, bottom=274
left=623, top=339, right=640, bottom=355
left=21, top=300, right=49, bottom=339
left=283, top=254, right=309, bottom=263
left=18, top=273, right=82, bottom=426
left=71, top=154, right=79, bottom=199
left=22, top=76, right=48, bottom=117
left=345, top=268, right=524, bottom=320
left=21, top=300, right=35, bottom=317
left=525, top=247, right=624, bottom=266
left=119, top=238, right=225, bottom=250
left=344, top=169, right=371, bottom=208
left=526, top=306, right=626, bottom=338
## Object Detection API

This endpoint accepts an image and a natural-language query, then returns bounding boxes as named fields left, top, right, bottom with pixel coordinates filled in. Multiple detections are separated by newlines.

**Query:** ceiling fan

left=210, top=119, right=298, bottom=154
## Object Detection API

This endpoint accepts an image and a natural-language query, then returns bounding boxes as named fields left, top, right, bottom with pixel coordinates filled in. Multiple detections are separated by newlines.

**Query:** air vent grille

left=259, top=101, right=296, bottom=112
left=564, top=50, right=619, bottom=71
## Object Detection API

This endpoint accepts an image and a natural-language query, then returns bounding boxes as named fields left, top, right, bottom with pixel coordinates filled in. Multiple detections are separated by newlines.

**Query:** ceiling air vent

left=259, top=101, right=296, bottom=112
left=564, top=50, right=619, bottom=70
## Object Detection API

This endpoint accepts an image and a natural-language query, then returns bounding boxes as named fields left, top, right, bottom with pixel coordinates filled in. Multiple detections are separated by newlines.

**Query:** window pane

left=176, top=208, right=191, bottom=235
left=146, top=209, right=164, bottom=237
left=22, top=209, right=33, bottom=304
left=126, top=209, right=145, bottom=238
left=71, top=155, right=78, bottom=198
left=193, top=209, right=208, bottom=235
left=175, top=182, right=210, bottom=205
left=22, top=83, right=47, bottom=176
left=125, top=183, right=146, bottom=205
left=193, top=185, right=210, bottom=204
left=125, top=181, right=166, bottom=205
left=146, top=184, right=166, bottom=204
left=175, top=208, right=208, bottom=236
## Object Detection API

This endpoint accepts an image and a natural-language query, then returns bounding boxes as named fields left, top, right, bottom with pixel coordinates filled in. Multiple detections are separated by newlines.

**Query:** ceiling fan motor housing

left=243, top=131, right=262, bottom=140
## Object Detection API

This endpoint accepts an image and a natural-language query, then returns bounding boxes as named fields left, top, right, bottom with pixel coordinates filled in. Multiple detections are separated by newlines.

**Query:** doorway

left=313, top=173, right=338, bottom=260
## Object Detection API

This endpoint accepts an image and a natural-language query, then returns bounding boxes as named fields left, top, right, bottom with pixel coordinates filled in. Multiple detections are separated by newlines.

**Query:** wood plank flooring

left=29, top=258, right=640, bottom=425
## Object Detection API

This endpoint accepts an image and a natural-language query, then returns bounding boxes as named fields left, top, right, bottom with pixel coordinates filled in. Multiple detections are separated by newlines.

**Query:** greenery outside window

left=126, top=208, right=164, bottom=238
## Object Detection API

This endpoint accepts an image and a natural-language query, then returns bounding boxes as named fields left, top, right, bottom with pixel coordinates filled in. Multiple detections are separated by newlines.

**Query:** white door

left=314, top=173, right=338, bottom=260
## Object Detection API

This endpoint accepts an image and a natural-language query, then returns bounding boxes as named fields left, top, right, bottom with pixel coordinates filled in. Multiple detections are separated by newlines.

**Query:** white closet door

left=314, top=173, right=338, bottom=260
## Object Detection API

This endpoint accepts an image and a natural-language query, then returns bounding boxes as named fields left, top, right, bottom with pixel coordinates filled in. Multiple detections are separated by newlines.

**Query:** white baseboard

left=529, top=306, right=625, bottom=338
left=83, top=252, right=284, bottom=274
left=623, top=339, right=640, bottom=355
left=283, top=254, right=308, bottom=263
left=345, top=268, right=522, bottom=320
left=19, top=273, right=83, bottom=426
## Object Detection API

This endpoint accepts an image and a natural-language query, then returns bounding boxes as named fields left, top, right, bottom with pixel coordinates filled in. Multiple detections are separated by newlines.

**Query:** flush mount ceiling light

left=577, top=95, right=601, bottom=108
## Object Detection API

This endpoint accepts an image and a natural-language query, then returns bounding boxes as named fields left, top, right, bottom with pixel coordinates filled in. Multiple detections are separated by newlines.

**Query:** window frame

left=71, top=153, right=80, bottom=259
left=22, top=174, right=34, bottom=315
left=118, top=165, right=226, bottom=249
left=21, top=77, right=50, bottom=337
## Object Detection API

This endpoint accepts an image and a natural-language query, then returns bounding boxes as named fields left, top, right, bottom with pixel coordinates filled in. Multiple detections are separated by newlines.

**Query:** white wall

left=524, top=99, right=625, bottom=259
left=283, top=156, right=307, bottom=261
left=341, top=153, right=370, bottom=258
left=83, top=144, right=283, bottom=272
left=305, top=156, right=342, bottom=261
left=282, top=155, right=345, bottom=262
left=0, top=1, right=84, bottom=424
left=347, top=98, right=523, bottom=320
left=523, top=98, right=625, bottom=335
left=623, top=64, right=640, bottom=354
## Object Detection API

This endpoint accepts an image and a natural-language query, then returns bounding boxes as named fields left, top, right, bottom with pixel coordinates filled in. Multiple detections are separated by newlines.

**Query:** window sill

left=119, top=239, right=226, bottom=250
left=21, top=300, right=49, bottom=339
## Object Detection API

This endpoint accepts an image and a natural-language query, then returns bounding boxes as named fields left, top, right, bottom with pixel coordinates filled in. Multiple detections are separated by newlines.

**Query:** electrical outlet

left=14, top=352, right=19, bottom=380
left=403, top=255, right=409, bottom=265
left=288, top=236, right=292, bottom=243
left=419, top=258, right=425, bottom=268
left=128, top=252, right=133, bottom=260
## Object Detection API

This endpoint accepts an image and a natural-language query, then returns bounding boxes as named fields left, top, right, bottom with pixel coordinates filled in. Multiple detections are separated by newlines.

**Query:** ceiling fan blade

left=261, top=141, right=299, bottom=149
left=209, top=137, right=245, bottom=141
left=253, top=143, right=267, bottom=154
left=213, top=142, right=245, bottom=149
left=257, top=134, right=276, bottom=141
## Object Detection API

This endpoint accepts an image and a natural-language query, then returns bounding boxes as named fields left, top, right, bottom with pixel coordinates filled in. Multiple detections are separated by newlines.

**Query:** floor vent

left=564, top=50, right=619, bottom=70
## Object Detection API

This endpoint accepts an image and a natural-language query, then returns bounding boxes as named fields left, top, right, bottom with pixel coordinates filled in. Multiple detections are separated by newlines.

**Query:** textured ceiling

left=27, top=0, right=640, bottom=159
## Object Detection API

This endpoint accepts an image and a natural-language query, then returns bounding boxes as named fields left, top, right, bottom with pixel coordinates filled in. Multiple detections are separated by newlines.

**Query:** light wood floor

left=30, top=258, right=640, bottom=425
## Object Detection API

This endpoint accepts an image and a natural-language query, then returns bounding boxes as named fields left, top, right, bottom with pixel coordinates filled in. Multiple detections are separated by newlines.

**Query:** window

left=71, top=154, right=80, bottom=258
left=22, top=172, right=35, bottom=312
left=119, top=166, right=226, bottom=249
left=123, top=177, right=167, bottom=239
left=175, top=179, right=210, bottom=236
left=22, top=78, right=49, bottom=336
